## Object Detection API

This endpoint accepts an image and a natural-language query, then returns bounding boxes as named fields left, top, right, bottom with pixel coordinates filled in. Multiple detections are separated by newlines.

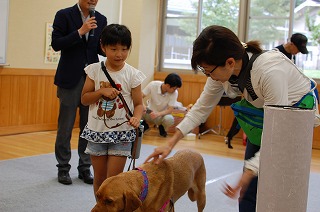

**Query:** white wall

left=121, top=0, right=159, bottom=87
left=5, top=0, right=158, bottom=85
left=96, top=0, right=120, bottom=25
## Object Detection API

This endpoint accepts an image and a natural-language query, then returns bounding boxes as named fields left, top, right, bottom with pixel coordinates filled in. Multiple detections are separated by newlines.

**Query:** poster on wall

left=44, top=22, right=60, bottom=64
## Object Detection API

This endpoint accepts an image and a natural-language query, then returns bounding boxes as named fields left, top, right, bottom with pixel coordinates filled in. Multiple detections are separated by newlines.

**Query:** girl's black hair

left=100, top=24, right=132, bottom=49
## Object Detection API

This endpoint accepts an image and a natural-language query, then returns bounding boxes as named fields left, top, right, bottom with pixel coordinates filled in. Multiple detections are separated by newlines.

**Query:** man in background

left=274, top=33, right=308, bottom=63
left=51, top=0, right=107, bottom=185
left=141, top=73, right=182, bottom=137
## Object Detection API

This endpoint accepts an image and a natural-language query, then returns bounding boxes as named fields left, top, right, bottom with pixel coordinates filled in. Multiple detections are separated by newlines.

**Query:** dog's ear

left=123, top=191, right=142, bottom=212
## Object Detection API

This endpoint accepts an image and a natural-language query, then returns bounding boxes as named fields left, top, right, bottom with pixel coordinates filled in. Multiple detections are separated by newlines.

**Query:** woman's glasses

left=197, top=65, right=220, bottom=77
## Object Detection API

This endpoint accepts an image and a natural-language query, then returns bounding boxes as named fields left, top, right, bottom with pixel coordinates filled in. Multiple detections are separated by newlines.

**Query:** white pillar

left=257, top=106, right=315, bottom=212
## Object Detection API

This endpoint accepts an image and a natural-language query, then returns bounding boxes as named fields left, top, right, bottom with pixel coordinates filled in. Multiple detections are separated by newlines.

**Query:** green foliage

left=177, top=0, right=239, bottom=40
left=200, top=0, right=239, bottom=33
left=305, top=9, right=320, bottom=45
left=176, top=0, right=291, bottom=44
left=248, top=0, right=290, bottom=43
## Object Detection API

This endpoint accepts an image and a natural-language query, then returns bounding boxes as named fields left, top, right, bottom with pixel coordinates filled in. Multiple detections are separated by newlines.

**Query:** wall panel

left=0, top=67, right=79, bottom=135
left=0, top=68, right=319, bottom=149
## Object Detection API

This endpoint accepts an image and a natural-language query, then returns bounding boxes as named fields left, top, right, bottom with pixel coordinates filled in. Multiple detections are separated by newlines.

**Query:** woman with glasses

left=145, top=25, right=319, bottom=212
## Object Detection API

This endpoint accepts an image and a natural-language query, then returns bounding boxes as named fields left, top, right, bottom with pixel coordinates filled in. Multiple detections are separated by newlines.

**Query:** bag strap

left=238, top=51, right=267, bottom=100
left=100, top=61, right=133, bottom=118
left=100, top=61, right=139, bottom=169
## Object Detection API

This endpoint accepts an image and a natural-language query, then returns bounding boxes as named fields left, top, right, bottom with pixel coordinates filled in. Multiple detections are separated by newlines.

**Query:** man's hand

left=78, top=17, right=97, bottom=36
left=144, top=145, right=172, bottom=164
left=149, top=111, right=160, bottom=119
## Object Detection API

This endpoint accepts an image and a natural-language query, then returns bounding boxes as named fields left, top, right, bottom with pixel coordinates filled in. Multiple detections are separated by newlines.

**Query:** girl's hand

left=129, top=116, right=140, bottom=128
left=100, top=88, right=120, bottom=99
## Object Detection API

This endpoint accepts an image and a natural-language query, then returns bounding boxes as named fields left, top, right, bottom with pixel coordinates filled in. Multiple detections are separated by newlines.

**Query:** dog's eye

left=105, top=198, right=113, bottom=205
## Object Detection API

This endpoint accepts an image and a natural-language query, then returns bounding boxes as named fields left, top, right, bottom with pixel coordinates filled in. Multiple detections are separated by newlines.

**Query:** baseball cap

left=291, top=33, right=308, bottom=54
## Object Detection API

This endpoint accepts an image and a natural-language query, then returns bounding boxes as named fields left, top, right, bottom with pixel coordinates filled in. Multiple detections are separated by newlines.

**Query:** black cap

left=291, top=33, right=308, bottom=54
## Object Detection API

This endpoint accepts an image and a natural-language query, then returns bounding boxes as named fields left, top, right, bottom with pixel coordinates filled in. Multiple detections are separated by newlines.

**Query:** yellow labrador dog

left=91, top=149, right=206, bottom=212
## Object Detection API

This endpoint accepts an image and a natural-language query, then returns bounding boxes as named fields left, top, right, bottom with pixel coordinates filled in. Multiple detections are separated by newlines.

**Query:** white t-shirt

left=84, top=62, right=146, bottom=133
left=142, top=81, right=178, bottom=112
left=177, top=50, right=319, bottom=174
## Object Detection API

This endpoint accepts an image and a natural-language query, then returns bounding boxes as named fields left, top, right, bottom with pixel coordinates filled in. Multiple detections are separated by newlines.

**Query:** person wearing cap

left=274, top=33, right=309, bottom=63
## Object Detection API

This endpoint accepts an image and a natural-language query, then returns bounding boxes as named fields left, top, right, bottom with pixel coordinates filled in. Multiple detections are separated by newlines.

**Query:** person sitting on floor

left=141, top=73, right=182, bottom=137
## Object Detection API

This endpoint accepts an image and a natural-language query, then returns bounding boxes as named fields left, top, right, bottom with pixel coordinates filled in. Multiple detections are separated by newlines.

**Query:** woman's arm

left=223, top=168, right=256, bottom=200
left=144, top=128, right=184, bottom=164
left=144, top=78, right=226, bottom=164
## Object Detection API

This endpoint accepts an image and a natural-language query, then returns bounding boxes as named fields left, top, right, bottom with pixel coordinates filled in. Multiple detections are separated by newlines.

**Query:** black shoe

left=227, top=139, right=233, bottom=149
left=78, top=170, right=93, bottom=184
left=159, top=125, right=167, bottom=137
left=58, top=171, right=72, bottom=185
left=227, top=143, right=233, bottom=149
left=141, top=120, right=150, bottom=133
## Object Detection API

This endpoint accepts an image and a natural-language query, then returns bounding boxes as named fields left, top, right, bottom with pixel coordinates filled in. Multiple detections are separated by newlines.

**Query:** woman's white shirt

left=177, top=50, right=314, bottom=175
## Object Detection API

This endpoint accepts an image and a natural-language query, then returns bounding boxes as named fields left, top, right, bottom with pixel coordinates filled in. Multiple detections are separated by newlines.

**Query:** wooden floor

left=1, top=128, right=319, bottom=173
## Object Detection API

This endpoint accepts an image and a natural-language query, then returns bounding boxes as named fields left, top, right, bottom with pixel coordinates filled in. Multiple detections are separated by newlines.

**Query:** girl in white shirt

left=81, top=24, right=146, bottom=200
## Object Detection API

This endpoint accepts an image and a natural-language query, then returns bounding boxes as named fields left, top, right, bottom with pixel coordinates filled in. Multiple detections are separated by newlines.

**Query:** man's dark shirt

left=274, top=44, right=295, bottom=63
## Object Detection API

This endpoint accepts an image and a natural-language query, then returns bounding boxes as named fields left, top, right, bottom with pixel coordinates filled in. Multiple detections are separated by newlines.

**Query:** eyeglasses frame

left=197, top=65, right=220, bottom=77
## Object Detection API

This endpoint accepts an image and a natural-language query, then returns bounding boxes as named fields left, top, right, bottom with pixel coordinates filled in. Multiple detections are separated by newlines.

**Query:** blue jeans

left=55, top=77, right=90, bottom=173
left=85, top=141, right=132, bottom=157
left=239, top=140, right=260, bottom=212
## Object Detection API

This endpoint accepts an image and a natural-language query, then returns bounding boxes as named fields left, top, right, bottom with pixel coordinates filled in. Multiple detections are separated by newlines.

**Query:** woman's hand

left=223, top=169, right=256, bottom=200
left=144, top=145, right=172, bottom=164
left=144, top=130, right=183, bottom=164
left=223, top=183, right=241, bottom=199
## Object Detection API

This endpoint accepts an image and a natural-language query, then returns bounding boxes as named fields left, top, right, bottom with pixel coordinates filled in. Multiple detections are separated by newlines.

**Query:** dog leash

left=160, top=198, right=174, bottom=212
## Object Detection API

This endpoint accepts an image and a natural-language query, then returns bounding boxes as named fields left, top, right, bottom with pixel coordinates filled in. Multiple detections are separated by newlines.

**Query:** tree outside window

left=160, top=0, right=320, bottom=79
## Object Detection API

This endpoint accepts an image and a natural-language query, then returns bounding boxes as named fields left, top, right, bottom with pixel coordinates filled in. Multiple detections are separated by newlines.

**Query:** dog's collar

left=135, top=167, right=149, bottom=202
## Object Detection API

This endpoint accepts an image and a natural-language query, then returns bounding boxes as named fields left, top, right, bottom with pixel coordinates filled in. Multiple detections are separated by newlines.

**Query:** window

left=161, top=0, right=240, bottom=71
left=247, top=0, right=320, bottom=79
left=293, top=0, right=320, bottom=79
left=160, top=0, right=320, bottom=79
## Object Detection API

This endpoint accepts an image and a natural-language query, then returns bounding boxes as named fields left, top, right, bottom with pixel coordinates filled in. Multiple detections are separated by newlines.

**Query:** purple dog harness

left=135, top=167, right=149, bottom=201
left=135, top=167, right=174, bottom=211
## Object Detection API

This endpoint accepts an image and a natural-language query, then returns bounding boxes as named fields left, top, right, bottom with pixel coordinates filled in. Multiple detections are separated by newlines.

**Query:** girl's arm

left=130, top=84, right=144, bottom=128
left=81, top=76, right=119, bottom=106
